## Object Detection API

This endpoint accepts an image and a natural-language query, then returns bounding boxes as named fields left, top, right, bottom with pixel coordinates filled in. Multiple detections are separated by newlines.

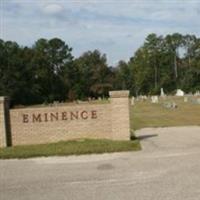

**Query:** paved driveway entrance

left=136, top=126, right=200, bottom=152
left=1, top=126, right=200, bottom=200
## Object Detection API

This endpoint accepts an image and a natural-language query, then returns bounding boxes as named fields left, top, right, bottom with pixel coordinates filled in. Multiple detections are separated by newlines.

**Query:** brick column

left=109, top=91, right=130, bottom=140
left=0, top=97, right=9, bottom=148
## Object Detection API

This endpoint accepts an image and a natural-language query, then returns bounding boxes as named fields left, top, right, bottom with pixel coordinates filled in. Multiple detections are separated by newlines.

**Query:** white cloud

left=1, top=0, right=200, bottom=65
left=43, top=4, right=63, bottom=15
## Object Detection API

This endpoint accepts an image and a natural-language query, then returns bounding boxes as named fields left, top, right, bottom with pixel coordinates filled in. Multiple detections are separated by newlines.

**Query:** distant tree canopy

left=0, top=33, right=200, bottom=105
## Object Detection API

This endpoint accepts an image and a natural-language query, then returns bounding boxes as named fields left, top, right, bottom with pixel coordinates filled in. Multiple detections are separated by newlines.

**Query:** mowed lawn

left=131, top=96, right=200, bottom=130
left=0, top=139, right=141, bottom=159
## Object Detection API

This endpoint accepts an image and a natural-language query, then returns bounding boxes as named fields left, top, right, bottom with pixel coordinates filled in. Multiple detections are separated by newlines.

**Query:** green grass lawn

left=131, top=96, right=200, bottom=130
left=0, top=139, right=141, bottom=159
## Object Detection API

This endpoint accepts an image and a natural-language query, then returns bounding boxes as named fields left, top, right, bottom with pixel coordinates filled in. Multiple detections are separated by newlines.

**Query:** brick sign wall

left=0, top=97, right=6, bottom=147
left=0, top=91, right=130, bottom=147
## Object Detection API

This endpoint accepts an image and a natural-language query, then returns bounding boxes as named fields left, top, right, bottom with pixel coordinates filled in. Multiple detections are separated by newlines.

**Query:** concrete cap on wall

left=0, top=96, right=9, bottom=103
left=0, top=97, right=5, bottom=102
left=109, top=90, right=129, bottom=98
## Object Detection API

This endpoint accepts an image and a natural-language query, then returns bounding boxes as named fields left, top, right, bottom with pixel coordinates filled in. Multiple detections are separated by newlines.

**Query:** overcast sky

left=1, top=0, right=200, bottom=65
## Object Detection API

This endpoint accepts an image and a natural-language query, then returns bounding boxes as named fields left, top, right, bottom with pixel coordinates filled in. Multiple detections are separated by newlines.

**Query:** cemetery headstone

left=131, top=96, right=135, bottom=106
left=151, top=96, right=159, bottom=103
left=189, top=97, right=200, bottom=105
left=194, top=91, right=200, bottom=96
left=176, top=89, right=184, bottom=96
left=163, top=102, right=177, bottom=109
left=196, top=98, right=200, bottom=104
left=184, top=97, right=188, bottom=103
left=161, top=88, right=165, bottom=97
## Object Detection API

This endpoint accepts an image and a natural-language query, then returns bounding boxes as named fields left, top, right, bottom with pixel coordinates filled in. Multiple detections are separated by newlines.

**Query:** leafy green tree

left=1, top=34, right=200, bottom=105
left=165, top=33, right=183, bottom=80
left=183, top=35, right=196, bottom=68
left=74, top=50, right=112, bottom=99
left=129, top=47, right=153, bottom=95
left=0, top=40, right=36, bottom=105
left=32, top=38, right=73, bottom=103
left=144, top=34, right=163, bottom=91
left=113, top=60, right=132, bottom=91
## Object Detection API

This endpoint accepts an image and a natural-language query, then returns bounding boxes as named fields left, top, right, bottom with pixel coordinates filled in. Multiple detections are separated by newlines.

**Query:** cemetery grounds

left=131, top=96, right=200, bottom=130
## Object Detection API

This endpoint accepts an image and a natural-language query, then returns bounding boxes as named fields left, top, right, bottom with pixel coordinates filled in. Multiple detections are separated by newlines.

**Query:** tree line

left=0, top=33, right=200, bottom=105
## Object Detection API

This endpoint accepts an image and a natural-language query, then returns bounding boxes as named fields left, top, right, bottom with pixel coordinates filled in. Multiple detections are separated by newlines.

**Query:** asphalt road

left=1, top=126, right=200, bottom=200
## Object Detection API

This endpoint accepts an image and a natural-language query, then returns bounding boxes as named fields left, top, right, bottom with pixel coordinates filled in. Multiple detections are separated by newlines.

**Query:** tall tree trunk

left=188, top=48, right=191, bottom=68
left=154, top=65, right=158, bottom=89
left=174, top=53, right=178, bottom=78
left=154, top=56, right=158, bottom=89
left=188, top=56, right=191, bottom=68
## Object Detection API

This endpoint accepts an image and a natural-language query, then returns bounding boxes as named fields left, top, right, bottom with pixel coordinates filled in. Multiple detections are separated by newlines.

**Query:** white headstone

left=184, top=97, right=188, bottom=103
left=151, top=96, right=159, bottom=103
left=131, top=97, right=135, bottom=106
left=176, top=89, right=184, bottom=96
left=139, top=95, right=148, bottom=101
left=138, top=95, right=142, bottom=101
left=196, top=98, right=200, bottom=104
left=160, top=88, right=165, bottom=97
left=143, top=95, right=148, bottom=100
left=194, top=91, right=200, bottom=96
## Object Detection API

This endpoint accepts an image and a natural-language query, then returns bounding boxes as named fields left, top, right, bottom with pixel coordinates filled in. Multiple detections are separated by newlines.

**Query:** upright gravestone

left=194, top=91, right=200, bottom=96
left=131, top=96, right=135, bottom=106
left=196, top=98, right=200, bottom=104
left=176, top=89, right=184, bottom=96
left=151, top=96, right=159, bottom=103
left=184, top=96, right=188, bottom=103
left=161, top=88, right=165, bottom=97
